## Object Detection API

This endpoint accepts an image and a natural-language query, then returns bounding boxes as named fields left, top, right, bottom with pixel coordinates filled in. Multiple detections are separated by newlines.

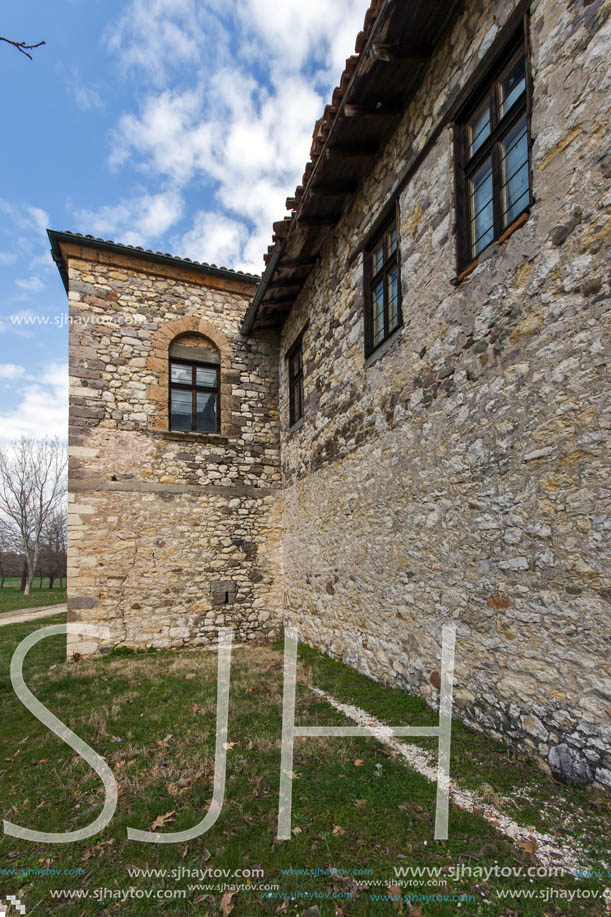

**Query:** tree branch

left=0, top=36, right=46, bottom=60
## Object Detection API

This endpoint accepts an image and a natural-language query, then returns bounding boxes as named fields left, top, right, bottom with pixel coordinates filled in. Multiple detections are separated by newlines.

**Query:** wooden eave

left=241, top=0, right=461, bottom=334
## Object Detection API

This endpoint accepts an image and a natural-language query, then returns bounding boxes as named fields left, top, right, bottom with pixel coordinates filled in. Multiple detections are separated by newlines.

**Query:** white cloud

left=109, top=73, right=324, bottom=271
left=178, top=211, right=249, bottom=268
left=0, top=199, right=52, bottom=273
left=0, top=202, right=49, bottom=238
left=76, top=189, right=185, bottom=245
left=0, top=362, right=68, bottom=443
left=0, top=252, right=16, bottom=266
left=15, top=276, right=45, bottom=293
left=102, top=0, right=371, bottom=273
left=0, top=364, right=25, bottom=380
left=0, top=309, right=35, bottom=338
left=110, top=89, right=208, bottom=181
left=106, top=0, right=222, bottom=86
left=73, top=84, right=105, bottom=111
left=236, top=0, right=367, bottom=79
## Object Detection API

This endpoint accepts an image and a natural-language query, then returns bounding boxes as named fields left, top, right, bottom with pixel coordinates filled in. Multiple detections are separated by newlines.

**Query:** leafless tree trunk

left=41, top=509, right=67, bottom=591
left=0, top=439, right=67, bottom=596
left=0, top=518, right=19, bottom=589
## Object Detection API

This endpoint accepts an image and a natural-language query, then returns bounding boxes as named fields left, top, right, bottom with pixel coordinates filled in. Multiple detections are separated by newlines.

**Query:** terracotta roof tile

left=53, top=230, right=260, bottom=280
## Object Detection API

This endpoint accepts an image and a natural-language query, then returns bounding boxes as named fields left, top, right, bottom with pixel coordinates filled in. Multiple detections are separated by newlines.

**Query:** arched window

left=169, top=334, right=220, bottom=433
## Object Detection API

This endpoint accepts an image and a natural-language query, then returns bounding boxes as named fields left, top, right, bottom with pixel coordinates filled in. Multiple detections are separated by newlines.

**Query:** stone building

left=49, top=0, right=610, bottom=788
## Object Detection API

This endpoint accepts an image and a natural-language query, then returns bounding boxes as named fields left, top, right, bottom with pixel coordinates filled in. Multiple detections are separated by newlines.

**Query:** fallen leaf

left=354, top=759, right=364, bottom=767
left=292, top=826, right=302, bottom=835
left=150, top=810, right=176, bottom=831
left=354, top=799, right=367, bottom=807
left=247, top=739, right=254, bottom=750
left=223, top=742, right=237, bottom=751
left=191, top=704, right=200, bottom=713
left=332, top=825, right=345, bottom=836
left=185, top=673, right=196, bottom=680
left=387, top=883, right=403, bottom=911
left=516, top=835, right=539, bottom=854
left=220, top=890, right=236, bottom=915
left=275, top=898, right=290, bottom=914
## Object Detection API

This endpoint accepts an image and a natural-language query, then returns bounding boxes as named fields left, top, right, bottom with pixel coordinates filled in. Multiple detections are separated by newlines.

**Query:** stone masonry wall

left=279, top=0, right=611, bottom=787
left=66, top=247, right=282, bottom=657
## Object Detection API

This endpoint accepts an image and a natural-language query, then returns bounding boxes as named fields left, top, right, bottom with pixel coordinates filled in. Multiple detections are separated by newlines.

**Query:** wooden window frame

left=364, top=215, right=402, bottom=358
left=454, top=19, right=532, bottom=274
left=169, top=357, right=220, bottom=433
left=286, top=330, right=305, bottom=428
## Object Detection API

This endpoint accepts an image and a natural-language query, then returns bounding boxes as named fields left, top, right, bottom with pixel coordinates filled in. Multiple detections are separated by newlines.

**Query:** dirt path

left=0, top=604, right=67, bottom=627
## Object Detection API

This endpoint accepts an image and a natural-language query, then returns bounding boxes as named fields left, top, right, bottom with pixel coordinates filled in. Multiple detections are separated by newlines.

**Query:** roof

left=241, top=0, right=460, bottom=333
left=47, top=230, right=260, bottom=294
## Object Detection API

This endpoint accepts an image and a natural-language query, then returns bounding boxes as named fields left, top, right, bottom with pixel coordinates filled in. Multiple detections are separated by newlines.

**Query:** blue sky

left=0, top=0, right=370, bottom=442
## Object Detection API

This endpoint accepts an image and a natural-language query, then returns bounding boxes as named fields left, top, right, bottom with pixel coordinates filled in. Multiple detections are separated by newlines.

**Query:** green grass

left=0, top=616, right=607, bottom=915
left=296, top=643, right=611, bottom=869
left=0, top=576, right=66, bottom=614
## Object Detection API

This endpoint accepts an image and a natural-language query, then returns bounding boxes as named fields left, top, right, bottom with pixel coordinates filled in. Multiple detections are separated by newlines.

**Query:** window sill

left=155, top=430, right=229, bottom=445
left=453, top=210, right=530, bottom=285
left=365, top=323, right=404, bottom=367
left=286, top=417, right=305, bottom=436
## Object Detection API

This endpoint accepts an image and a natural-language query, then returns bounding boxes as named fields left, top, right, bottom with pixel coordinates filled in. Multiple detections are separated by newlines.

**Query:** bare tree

left=0, top=36, right=45, bottom=60
left=0, top=517, right=20, bottom=589
left=40, top=509, right=67, bottom=590
left=0, top=438, right=67, bottom=596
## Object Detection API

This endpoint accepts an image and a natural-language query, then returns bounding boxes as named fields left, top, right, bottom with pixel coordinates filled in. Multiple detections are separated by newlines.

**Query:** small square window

left=454, top=24, right=531, bottom=273
left=364, top=219, right=402, bottom=357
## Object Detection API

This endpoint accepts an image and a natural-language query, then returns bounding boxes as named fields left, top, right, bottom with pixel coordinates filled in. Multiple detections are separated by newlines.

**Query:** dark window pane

left=470, top=158, right=494, bottom=256
left=170, top=388, right=192, bottom=431
left=171, top=363, right=192, bottom=384
left=500, top=115, right=529, bottom=225
left=373, top=241, right=385, bottom=275
left=196, top=367, right=217, bottom=388
left=469, top=100, right=491, bottom=156
left=288, top=338, right=304, bottom=426
left=499, top=54, right=526, bottom=116
left=387, top=266, right=399, bottom=330
left=373, top=280, right=385, bottom=345
left=196, top=392, right=217, bottom=432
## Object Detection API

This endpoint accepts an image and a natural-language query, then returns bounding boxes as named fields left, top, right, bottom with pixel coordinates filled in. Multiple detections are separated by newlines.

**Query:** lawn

left=0, top=576, right=66, bottom=614
left=0, top=615, right=608, bottom=915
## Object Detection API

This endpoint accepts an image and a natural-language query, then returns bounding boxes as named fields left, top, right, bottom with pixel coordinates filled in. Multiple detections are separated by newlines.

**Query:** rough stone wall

left=279, top=0, right=611, bottom=788
left=67, top=249, right=282, bottom=656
